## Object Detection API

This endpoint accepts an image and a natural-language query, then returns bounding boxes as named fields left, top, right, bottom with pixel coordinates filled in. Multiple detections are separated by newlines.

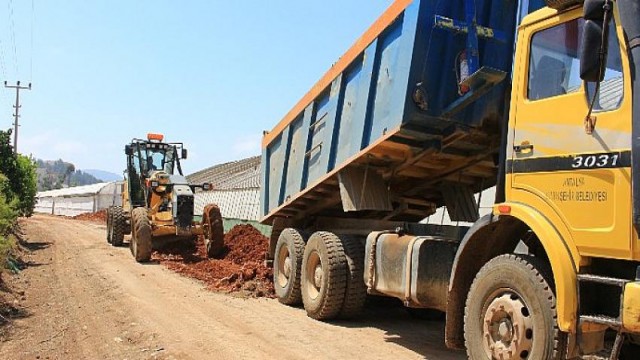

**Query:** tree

left=15, top=155, right=37, bottom=216
left=0, top=129, right=38, bottom=216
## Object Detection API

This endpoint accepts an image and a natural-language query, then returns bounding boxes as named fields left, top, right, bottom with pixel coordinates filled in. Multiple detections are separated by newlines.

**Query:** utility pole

left=4, top=81, right=32, bottom=154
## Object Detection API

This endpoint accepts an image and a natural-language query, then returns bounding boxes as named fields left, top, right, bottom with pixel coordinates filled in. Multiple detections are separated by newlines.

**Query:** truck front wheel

left=301, top=231, right=346, bottom=320
left=464, top=254, right=566, bottom=359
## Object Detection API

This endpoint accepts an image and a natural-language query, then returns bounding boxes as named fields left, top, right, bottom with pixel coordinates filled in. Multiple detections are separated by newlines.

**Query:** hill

left=35, top=159, right=104, bottom=191
left=83, top=169, right=122, bottom=182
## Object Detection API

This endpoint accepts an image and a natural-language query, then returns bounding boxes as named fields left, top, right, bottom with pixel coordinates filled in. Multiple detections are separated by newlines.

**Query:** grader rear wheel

left=110, top=206, right=126, bottom=247
left=106, top=207, right=113, bottom=244
left=130, top=207, right=152, bottom=263
left=202, top=204, right=224, bottom=258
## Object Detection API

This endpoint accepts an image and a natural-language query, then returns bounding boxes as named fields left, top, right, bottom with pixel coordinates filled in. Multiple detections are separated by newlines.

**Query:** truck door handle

left=513, top=143, right=534, bottom=153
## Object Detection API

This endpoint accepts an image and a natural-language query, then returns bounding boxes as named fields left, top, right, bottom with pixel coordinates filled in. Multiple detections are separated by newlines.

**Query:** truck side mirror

left=580, top=0, right=612, bottom=82
left=182, top=149, right=188, bottom=159
left=125, top=145, right=133, bottom=156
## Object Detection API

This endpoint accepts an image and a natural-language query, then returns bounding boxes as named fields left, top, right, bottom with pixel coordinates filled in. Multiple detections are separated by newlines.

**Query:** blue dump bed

left=261, top=0, right=545, bottom=224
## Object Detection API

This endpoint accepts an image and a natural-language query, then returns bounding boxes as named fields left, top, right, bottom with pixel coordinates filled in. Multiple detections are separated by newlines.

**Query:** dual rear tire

left=273, top=229, right=366, bottom=320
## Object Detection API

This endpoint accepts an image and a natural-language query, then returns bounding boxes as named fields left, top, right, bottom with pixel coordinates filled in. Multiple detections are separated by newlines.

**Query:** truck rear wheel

left=106, top=207, right=113, bottom=244
left=338, top=235, right=367, bottom=319
left=301, top=231, right=347, bottom=320
left=111, top=206, right=126, bottom=247
left=203, top=204, right=224, bottom=258
left=130, top=207, right=152, bottom=263
left=274, top=228, right=307, bottom=305
left=464, top=254, right=566, bottom=360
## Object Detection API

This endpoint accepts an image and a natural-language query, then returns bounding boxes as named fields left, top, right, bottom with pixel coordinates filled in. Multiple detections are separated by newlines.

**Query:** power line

left=0, top=32, right=7, bottom=81
left=8, top=0, right=18, bottom=77
left=30, top=0, right=34, bottom=82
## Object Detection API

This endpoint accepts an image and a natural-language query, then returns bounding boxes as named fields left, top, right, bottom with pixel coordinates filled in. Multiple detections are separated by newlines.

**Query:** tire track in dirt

left=1, top=215, right=464, bottom=360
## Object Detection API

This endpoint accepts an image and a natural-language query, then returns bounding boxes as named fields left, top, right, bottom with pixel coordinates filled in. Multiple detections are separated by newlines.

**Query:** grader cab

left=106, top=133, right=224, bottom=262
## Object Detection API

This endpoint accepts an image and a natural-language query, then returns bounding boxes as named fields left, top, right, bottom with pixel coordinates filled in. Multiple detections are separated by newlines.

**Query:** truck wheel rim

left=482, top=290, right=533, bottom=359
left=305, top=251, right=322, bottom=300
left=277, top=245, right=291, bottom=288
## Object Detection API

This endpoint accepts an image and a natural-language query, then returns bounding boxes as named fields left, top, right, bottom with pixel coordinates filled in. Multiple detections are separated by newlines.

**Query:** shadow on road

left=330, top=298, right=466, bottom=359
left=17, top=241, right=52, bottom=252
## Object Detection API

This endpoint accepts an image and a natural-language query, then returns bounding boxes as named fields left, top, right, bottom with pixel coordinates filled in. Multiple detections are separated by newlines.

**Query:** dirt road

left=0, top=214, right=464, bottom=359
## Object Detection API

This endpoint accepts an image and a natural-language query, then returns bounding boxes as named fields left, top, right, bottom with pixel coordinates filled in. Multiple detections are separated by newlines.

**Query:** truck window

left=528, top=19, right=583, bottom=100
left=527, top=18, right=624, bottom=111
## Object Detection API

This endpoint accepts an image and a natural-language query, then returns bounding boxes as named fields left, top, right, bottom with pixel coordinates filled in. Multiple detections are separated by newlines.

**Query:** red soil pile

left=151, top=224, right=274, bottom=298
left=72, top=209, right=108, bottom=224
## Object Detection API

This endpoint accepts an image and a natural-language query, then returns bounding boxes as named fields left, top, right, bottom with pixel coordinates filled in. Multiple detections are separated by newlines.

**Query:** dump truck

left=260, top=0, right=640, bottom=358
left=107, top=133, right=224, bottom=262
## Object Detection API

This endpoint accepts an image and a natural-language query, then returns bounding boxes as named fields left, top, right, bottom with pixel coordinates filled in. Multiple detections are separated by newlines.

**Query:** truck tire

left=338, top=235, right=367, bottom=319
left=111, top=206, right=126, bottom=247
left=106, top=207, right=113, bottom=244
left=464, top=254, right=567, bottom=360
left=203, top=204, right=224, bottom=258
left=130, top=207, right=152, bottom=263
left=301, top=231, right=347, bottom=320
left=273, top=228, right=307, bottom=305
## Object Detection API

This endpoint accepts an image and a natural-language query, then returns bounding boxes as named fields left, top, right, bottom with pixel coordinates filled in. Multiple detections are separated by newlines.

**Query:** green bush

left=0, top=174, right=17, bottom=275
left=0, top=129, right=37, bottom=217
left=14, top=155, right=37, bottom=217
left=0, top=128, right=37, bottom=275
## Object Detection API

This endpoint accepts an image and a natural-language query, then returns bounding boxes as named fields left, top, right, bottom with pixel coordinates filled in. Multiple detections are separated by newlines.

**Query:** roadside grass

left=0, top=193, right=18, bottom=279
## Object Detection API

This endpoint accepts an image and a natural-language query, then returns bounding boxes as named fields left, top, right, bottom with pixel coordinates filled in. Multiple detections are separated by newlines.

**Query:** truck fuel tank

left=364, top=231, right=460, bottom=311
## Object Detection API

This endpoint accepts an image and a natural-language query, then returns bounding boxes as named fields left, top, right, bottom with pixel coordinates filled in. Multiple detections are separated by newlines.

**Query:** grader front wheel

left=130, top=207, right=152, bottom=263
left=202, top=204, right=224, bottom=258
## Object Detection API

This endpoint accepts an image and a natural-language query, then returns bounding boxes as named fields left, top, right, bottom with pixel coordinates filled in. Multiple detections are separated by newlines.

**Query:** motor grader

left=106, top=133, right=224, bottom=262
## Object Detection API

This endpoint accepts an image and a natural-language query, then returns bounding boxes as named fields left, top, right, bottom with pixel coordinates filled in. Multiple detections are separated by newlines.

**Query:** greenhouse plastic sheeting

left=194, top=188, right=260, bottom=221
left=35, top=182, right=122, bottom=217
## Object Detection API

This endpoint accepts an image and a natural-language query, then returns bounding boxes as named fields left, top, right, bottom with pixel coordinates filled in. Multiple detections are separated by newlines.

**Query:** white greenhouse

left=187, top=156, right=261, bottom=221
left=35, top=182, right=123, bottom=217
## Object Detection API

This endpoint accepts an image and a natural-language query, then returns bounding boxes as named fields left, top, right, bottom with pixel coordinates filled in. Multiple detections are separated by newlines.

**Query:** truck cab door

left=509, top=9, right=633, bottom=259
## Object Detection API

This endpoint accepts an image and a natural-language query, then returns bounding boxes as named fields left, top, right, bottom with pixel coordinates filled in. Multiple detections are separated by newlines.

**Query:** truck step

left=577, top=274, right=630, bottom=287
left=579, top=315, right=622, bottom=328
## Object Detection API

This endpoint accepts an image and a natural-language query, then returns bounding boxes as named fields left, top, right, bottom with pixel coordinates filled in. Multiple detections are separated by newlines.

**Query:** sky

left=0, top=1, right=394, bottom=175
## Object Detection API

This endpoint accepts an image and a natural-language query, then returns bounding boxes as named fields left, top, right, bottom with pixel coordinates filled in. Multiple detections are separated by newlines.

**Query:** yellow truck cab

left=451, top=1, right=640, bottom=357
